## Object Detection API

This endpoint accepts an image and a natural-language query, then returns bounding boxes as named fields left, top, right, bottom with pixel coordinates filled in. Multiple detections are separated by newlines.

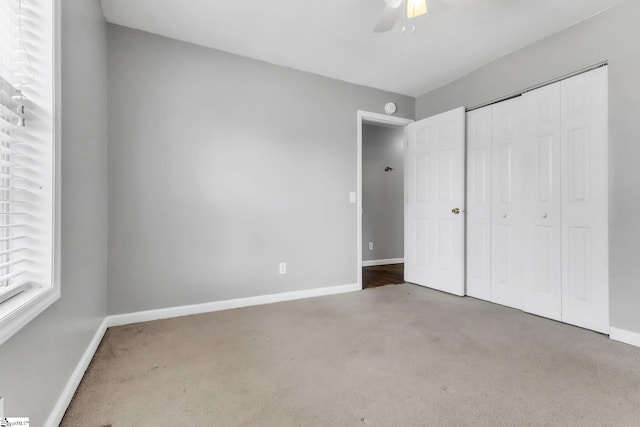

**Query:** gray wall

left=0, top=0, right=109, bottom=424
left=107, top=25, right=414, bottom=314
left=416, top=0, right=640, bottom=335
left=362, top=124, right=404, bottom=262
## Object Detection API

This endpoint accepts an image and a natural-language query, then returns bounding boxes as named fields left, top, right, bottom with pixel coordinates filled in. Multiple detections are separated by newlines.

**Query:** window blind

left=0, top=0, right=34, bottom=303
left=0, top=0, right=55, bottom=345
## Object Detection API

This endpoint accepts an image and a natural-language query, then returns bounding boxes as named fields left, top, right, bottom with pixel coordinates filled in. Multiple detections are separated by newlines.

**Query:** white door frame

left=357, top=110, right=414, bottom=290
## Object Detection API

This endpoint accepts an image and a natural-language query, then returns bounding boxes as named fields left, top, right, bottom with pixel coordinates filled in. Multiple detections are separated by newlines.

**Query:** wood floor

left=362, top=263, right=404, bottom=289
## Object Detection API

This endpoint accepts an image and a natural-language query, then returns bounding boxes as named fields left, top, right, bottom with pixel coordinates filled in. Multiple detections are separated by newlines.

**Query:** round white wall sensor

left=384, top=102, right=397, bottom=115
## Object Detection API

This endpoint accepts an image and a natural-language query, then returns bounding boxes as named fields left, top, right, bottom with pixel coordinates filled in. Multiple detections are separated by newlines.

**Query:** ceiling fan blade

left=384, top=0, right=403, bottom=7
left=374, top=6, right=401, bottom=33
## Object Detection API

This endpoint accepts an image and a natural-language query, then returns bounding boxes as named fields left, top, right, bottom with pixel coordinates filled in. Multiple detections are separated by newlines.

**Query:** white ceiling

left=100, top=0, right=625, bottom=97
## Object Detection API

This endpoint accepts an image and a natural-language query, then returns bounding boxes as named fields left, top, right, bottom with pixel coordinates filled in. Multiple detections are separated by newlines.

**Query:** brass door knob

left=452, top=208, right=461, bottom=215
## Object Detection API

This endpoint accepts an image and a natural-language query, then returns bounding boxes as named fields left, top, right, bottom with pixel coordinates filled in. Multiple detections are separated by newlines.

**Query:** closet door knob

left=452, top=208, right=461, bottom=215
left=542, top=213, right=548, bottom=219
left=502, top=213, right=507, bottom=218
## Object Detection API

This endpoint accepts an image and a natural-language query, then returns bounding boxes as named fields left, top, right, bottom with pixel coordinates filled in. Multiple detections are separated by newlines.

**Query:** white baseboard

left=45, top=317, right=109, bottom=427
left=107, top=283, right=360, bottom=327
left=610, top=327, right=640, bottom=348
left=362, top=258, right=404, bottom=267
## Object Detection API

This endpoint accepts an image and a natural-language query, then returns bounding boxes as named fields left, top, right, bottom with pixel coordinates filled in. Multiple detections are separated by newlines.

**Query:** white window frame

left=0, top=0, right=60, bottom=346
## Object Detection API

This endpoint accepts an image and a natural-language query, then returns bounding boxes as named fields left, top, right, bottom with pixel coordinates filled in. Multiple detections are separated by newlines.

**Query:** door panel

left=466, top=107, right=492, bottom=300
left=437, top=220, right=453, bottom=271
left=534, top=226, right=554, bottom=293
left=567, top=227, right=590, bottom=301
left=490, top=98, right=523, bottom=309
left=415, top=155, right=429, bottom=201
left=494, top=225, right=512, bottom=284
left=522, top=82, right=562, bottom=320
left=405, top=107, right=465, bottom=296
left=568, top=128, right=591, bottom=201
left=415, top=219, right=429, bottom=267
left=560, top=67, right=609, bottom=333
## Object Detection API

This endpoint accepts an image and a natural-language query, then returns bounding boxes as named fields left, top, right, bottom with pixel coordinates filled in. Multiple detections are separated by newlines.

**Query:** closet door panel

left=522, top=83, right=562, bottom=320
left=466, top=107, right=492, bottom=300
left=560, top=67, right=609, bottom=333
left=490, top=98, right=523, bottom=310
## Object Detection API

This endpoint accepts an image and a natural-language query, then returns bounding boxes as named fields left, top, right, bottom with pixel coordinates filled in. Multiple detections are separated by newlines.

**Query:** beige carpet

left=61, top=284, right=640, bottom=426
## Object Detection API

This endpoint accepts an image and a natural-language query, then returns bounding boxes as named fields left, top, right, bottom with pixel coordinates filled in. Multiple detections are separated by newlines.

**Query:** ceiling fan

left=374, top=0, right=428, bottom=33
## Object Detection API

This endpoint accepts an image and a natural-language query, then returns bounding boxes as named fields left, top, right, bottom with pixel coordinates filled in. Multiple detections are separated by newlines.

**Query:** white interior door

left=522, top=82, right=562, bottom=321
left=560, top=67, right=609, bottom=333
left=490, top=97, right=524, bottom=309
left=466, top=106, right=492, bottom=301
left=405, top=107, right=466, bottom=296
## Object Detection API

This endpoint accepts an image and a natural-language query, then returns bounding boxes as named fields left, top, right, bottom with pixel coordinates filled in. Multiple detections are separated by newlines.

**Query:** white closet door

left=405, top=107, right=466, bottom=296
left=522, top=83, right=562, bottom=320
left=490, top=97, right=524, bottom=309
left=560, top=67, right=609, bottom=333
left=466, top=107, right=492, bottom=301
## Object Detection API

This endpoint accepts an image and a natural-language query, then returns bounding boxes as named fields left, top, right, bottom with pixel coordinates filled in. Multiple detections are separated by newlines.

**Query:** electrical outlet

left=368, top=242, right=373, bottom=250
left=279, top=262, right=286, bottom=275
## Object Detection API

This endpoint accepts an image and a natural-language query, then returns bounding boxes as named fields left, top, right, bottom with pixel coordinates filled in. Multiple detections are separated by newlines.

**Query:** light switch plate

left=349, top=192, right=356, bottom=203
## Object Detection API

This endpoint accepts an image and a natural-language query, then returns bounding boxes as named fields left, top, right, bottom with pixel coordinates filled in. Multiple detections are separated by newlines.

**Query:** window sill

left=0, top=284, right=60, bottom=346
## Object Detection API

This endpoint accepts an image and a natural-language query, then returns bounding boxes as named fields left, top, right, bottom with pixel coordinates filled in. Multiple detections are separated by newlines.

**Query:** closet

left=466, top=66, right=609, bottom=334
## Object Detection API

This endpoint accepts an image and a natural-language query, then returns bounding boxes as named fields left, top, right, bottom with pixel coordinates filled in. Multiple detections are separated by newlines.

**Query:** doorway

left=356, top=111, right=412, bottom=290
